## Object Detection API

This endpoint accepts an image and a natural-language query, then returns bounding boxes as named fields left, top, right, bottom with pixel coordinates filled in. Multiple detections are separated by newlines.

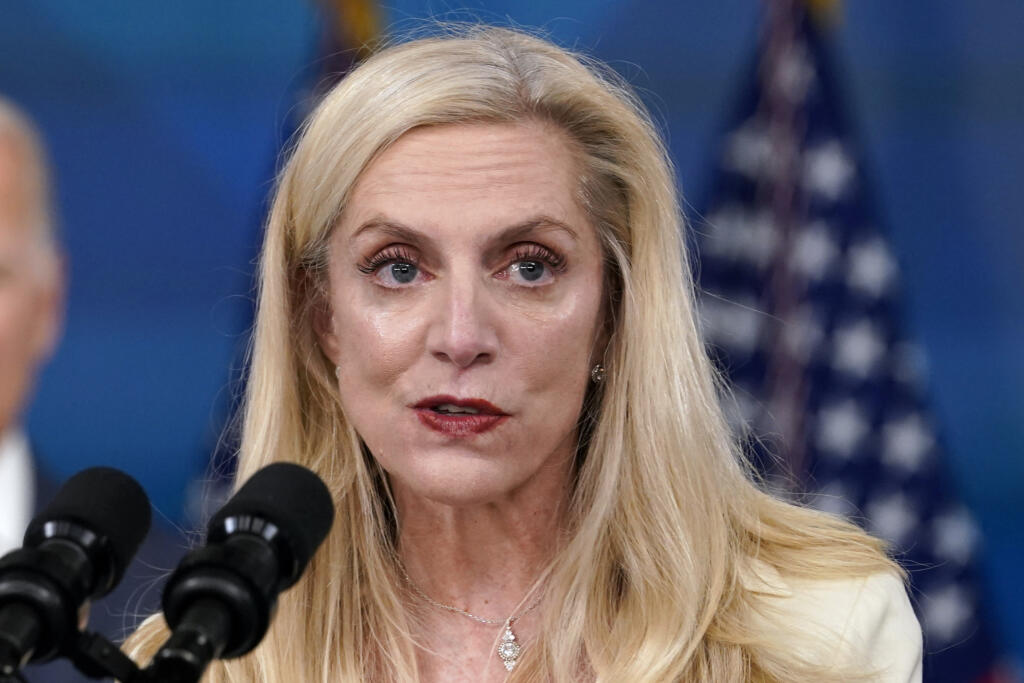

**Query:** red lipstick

left=412, top=395, right=509, bottom=437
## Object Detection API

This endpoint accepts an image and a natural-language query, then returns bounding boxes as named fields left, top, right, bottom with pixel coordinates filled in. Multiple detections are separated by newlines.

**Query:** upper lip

left=412, top=395, right=508, bottom=415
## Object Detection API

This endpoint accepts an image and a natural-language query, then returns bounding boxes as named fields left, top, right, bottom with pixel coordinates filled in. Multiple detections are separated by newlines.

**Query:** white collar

left=0, top=428, right=36, bottom=554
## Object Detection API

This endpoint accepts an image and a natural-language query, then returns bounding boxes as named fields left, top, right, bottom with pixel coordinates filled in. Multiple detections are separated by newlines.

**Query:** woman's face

left=318, top=121, right=606, bottom=506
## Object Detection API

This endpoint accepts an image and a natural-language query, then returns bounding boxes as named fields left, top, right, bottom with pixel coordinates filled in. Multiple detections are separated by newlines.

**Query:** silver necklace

left=399, top=563, right=544, bottom=672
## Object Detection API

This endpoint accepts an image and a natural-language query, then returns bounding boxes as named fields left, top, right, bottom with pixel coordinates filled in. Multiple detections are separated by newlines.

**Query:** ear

left=29, top=248, right=65, bottom=363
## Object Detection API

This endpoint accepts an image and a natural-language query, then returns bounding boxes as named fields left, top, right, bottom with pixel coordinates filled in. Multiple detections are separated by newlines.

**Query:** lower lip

left=415, top=409, right=508, bottom=437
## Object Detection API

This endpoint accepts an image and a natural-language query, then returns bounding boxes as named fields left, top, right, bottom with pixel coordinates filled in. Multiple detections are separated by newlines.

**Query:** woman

left=131, top=25, right=921, bottom=681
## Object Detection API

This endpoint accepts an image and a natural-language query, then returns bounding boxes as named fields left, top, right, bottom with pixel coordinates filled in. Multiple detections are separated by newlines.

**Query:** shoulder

left=741, top=561, right=923, bottom=682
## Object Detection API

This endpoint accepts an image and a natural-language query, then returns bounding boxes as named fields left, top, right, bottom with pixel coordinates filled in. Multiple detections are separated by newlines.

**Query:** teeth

left=434, top=403, right=481, bottom=415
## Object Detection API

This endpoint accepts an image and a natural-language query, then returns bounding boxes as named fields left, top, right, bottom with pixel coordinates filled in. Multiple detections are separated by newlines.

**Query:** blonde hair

left=129, top=25, right=897, bottom=681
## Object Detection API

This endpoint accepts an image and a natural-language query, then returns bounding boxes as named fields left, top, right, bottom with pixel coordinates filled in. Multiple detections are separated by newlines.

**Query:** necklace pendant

left=497, top=622, right=522, bottom=672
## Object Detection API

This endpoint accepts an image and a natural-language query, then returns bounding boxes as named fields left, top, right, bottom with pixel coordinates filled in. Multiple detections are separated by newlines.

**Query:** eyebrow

left=349, top=215, right=581, bottom=247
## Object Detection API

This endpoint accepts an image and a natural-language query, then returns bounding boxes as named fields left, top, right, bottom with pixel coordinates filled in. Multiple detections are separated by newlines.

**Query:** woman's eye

left=378, top=261, right=420, bottom=286
left=507, top=259, right=554, bottom=286
left=357, top=246, right=424, bottom=288
left=500, top=244, right=564, bottom=286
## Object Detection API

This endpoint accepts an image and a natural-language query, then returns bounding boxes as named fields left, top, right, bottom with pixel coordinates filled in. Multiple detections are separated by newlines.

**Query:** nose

left=426, top=271, right=499, bottom=369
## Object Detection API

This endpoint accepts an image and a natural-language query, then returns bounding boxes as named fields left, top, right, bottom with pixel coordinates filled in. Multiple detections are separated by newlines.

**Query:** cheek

left=0, top=290, right=40, bottom=408
left=0, top=287, right=39, bottom=354
left=332, top=292, right=424, bottom=387
left=510, top=283, right=604, bottom=390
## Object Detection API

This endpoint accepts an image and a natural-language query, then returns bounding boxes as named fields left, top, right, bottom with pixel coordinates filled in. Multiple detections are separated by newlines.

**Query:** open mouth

left=413, top=396, right=508, bottom=436
left=431, top=403, right=482, bottom=415
left=414, top=395, right=506, bottom=416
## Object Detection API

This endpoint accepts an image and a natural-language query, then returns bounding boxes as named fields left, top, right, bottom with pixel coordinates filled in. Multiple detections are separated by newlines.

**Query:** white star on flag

left=723, top=120, right=776, bottom=179
left=810, top=480, right=858, bottom=518
left=803, top=140, right=855, bottom=201
left=882, top=413, right=935, bottom=471
left=932, top=508, right=979, bottom=566
left=847, top=236, right=897, bottom=297
left=701, top=296, right=764, bottom=354
left=832, top=319, right=886, bottom=378
left=791, top=221, right=839, bottom=280
left=816, top=399, right=869, bottom=457
left=705, top=206, right=778, bottom=268
left=866, top=492, right=917, bottom=546
left=922, top=583, right=974, bottom=646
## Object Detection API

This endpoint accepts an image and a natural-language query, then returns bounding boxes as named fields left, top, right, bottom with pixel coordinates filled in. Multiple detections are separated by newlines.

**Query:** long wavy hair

left=129, top=25, right=897, bottom=681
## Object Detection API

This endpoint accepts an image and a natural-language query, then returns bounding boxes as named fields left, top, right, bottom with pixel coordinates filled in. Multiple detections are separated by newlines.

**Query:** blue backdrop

left=2, top=0, right=1021, bottom=664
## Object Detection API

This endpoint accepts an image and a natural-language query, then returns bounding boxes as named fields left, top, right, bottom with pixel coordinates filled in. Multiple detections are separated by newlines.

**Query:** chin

left=388, top=455, right=534, bottom=507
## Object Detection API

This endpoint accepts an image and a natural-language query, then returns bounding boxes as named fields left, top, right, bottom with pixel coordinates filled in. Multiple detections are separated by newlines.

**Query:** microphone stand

left=3, top=625, right=218, bottom=683
left=65, top=630, right=144, bottom=682
left=1, top=627, right=139, bottom=683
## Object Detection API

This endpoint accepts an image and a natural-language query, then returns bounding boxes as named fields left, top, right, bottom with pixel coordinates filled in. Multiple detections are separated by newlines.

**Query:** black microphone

left=0, top=467, right=151, bottom=675
left=149, top=462, right=334, bottom=681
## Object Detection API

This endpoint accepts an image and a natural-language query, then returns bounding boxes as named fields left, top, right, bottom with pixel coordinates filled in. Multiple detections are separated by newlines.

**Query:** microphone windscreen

left=26, top=466, right=152, bottom=592
left=209, top=463, right=335, bottom=576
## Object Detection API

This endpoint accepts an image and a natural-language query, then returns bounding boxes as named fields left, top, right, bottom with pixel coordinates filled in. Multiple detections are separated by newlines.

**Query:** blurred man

left=0, top=97, right=63, bottom=555
left=0, top=96, right=184, bottom=681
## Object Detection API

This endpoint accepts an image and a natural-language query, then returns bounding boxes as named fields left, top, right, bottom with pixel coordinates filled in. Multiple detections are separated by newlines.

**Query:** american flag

left=692, top=2, right=1014, bottom=680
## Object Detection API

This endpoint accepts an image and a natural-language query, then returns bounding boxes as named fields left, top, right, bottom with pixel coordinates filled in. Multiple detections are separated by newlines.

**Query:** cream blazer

left=741, top=561, right=923, bottom=681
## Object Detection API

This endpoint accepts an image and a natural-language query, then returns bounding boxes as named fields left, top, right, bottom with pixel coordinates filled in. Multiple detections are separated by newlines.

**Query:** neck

left=394, top=469, right=569, bottom=620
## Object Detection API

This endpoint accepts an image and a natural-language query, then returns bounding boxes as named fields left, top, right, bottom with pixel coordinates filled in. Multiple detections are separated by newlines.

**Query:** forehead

left=341, top=121, right=587, bottom=238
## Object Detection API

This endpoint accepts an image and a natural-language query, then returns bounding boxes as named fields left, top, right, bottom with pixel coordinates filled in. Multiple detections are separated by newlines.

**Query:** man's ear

left=29, top=248, right=65, bottom=363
